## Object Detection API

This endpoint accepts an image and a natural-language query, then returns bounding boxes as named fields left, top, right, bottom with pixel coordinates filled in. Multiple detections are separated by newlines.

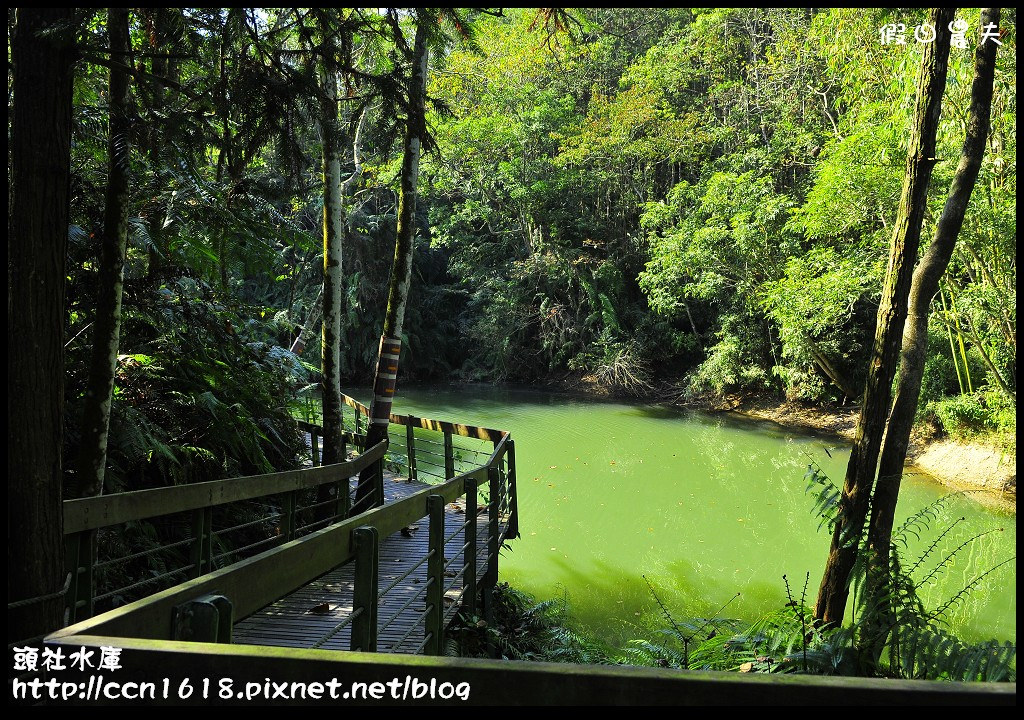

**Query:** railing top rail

left=339, top=392, right=508, bottom=444
left=39, top=635, right=1018, bottom=706
left=51, top=463, right=490, bottom=642
left=63, top=441, right=387, bottom=534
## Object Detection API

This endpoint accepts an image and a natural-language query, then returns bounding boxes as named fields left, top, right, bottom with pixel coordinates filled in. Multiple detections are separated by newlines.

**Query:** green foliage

left=926, top=390, right=1017, bottom=450
left=66, top=278, right=306, bottom=492
left=687, top=313, right=774, bottom=396
left=448, top=583, right=611, bottom=664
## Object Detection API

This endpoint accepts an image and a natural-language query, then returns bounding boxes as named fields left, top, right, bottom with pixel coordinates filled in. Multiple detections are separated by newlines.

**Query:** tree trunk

left=813, top=8, right=953, bottom=627
left=803, top=333, right=861, bottom=400
left=290, top=286, right=324, bottom=355
left=860, top=8, right=1000, bottom=666
left=352, top=16, right=429, bottom=514
left=8, top=7, right=76, bottom=642
left=319, top=59, right=345, bottom=468
left=73, top=7, right=132, bottom=500
left=295, top=105, right=367, bottom=362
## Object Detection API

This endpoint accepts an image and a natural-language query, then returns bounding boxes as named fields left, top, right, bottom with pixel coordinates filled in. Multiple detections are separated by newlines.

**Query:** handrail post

left=374, top=455, right=385, bottom=509
left=463, top=477, right=478, bottom=615
left=406, top=417, right=417, bottom=481
left=351, top=526, right=379, bottom=652
left=310, top=429, right=320, bottom=467
left=506, top=437, right=519, bottom=540
left=190, top=507, right=205, bottom=581
left=64, top=530, right=94, bottom=623
left=443, top=428, right=454, bottom=480
left=426, top=494, right=445, bottom=655
left=339, top=468, right=351, bottom=519
left=282, top=489, right=297, bottom=542
left=482, top=464, right=500, bottom=627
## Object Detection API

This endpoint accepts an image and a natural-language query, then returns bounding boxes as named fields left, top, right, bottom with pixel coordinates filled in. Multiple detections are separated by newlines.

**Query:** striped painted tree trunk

left=352, top=16, right=429, bottom=514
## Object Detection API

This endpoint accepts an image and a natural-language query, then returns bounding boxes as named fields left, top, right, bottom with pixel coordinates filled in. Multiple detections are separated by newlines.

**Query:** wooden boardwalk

left=232, top=474, right=504, bottom=654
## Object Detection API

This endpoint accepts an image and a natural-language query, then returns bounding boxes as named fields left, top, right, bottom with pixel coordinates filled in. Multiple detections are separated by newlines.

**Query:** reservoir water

left=346, top=384, right=1016, bottom=648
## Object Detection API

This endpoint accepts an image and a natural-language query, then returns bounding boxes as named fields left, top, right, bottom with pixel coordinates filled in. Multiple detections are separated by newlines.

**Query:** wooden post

left=282, top=490, right=297, bottom=542
left=507, top=438, right=519, bottom=540
left=426, top=494, right=445, bottom=655
left=351, top=526, right=379, bottom=652
left=339, top=470, right=351, bottom=519
left=406, top=418, right=417, bottom=481
left=64, top=530, right=95, bottom=623
left=311, top=429, right=320, bottom=467
left=443, top=428, right=454, bottom=480
left=483, top=464, right=500, bottom=627
left=463, top=478, right=478, bottom=615
left=190, top=508, right=207, bottom=578
left=374, top=456, right=385, bottom=509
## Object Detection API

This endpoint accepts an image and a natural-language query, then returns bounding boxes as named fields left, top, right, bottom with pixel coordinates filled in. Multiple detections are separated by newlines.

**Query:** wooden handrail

left=340, top=392, right=507, bottom=443
left=63, top=441, right=387, bottom=534
left=51, top=464, right=488, bottom=642
left=39, top=636, right=1018, bottom=706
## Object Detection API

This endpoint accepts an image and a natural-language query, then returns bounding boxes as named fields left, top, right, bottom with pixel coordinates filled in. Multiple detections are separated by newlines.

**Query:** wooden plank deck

left=232, top=474, right=505, bottom=654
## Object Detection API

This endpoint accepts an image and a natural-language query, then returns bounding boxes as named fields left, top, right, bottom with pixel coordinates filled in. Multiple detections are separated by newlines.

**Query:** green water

left=354, top=385, right=1016, bottom=647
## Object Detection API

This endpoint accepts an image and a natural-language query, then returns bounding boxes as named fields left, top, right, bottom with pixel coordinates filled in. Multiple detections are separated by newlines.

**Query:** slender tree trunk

left=803, top=333, right=860, bottom=400
left=290, top=106, right=367, bottom=360
left=8, top=7, right=76, bottom=642
left=73, top=7, right=132, bottom=500
left=813, top=8, right=953, bottom=626
left=290, top=286, right=324, bottom=355
left=352, top=17, right=429, bottom=514
left=319, top=61, right=345, bottom=467
left=861, top=8, right=1000, bottom=666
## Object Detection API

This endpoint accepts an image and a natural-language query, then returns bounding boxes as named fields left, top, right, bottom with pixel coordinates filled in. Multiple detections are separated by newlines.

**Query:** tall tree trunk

left=73, top=7, right=132, bottom=500
left=319, top=60, right=345, bottom=468
left=813, top=8, right=954, bottom=627
left=292, top=107, right=366, bottom=360
left=861, top=10, right=1001, bottom=663
left=8, top=7, right=76, bottom=642
left=352, top=16, right=429, bottom=514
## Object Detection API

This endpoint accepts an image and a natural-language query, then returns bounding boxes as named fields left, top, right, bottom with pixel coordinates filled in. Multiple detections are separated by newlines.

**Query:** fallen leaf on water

left=549, top=465, right=557, bottom=469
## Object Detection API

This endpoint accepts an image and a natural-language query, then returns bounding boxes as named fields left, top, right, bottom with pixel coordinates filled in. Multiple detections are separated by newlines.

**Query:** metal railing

left=62, top=437, right=385, bottom=623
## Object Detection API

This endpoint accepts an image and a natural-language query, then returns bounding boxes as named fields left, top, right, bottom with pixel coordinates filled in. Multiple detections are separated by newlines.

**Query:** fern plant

left=806, top=465, right=1016, bottom=681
